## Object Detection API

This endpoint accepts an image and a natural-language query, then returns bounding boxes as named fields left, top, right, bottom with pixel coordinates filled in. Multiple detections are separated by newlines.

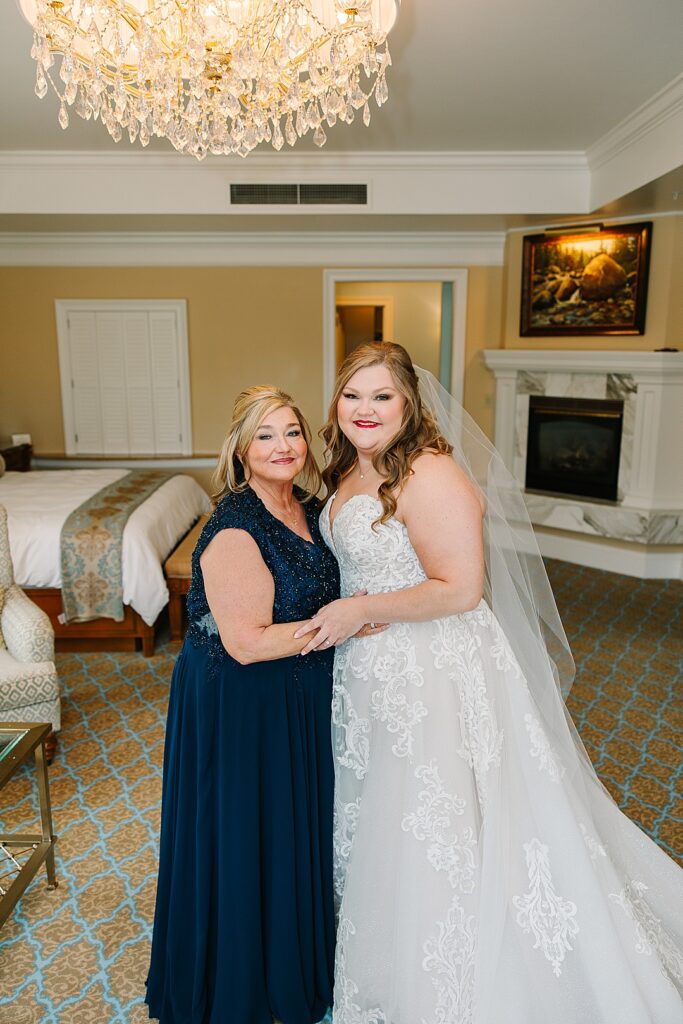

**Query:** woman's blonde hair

left=321, top=342, right=452, bottom=524
left=212, top=385, right=322, bottom=505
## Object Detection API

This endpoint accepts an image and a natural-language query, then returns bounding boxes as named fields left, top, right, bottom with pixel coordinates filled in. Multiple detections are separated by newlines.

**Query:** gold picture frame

left=520, top=222, right=652, bottom=337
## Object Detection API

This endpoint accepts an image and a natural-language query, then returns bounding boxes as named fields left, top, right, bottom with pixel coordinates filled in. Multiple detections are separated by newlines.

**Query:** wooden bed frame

left=1, top=442, right=163, bottom=657
left=24, top=589, right=157, bottom=656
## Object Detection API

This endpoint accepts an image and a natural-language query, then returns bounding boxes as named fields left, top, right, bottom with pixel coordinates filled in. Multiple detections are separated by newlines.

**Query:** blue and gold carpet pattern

left=0, top=559, right=681, bottom=1023
left=547, top=560, right=682, bottom=862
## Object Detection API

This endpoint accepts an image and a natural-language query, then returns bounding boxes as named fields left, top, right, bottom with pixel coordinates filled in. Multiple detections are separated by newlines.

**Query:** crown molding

left=505, top=209, right=682, bottom=235
left=587, top=73, right=683, bottom=171
left=587, top=72, right=683, bottom=209
left=0, top=229, right=506, bottom=266
left=0, top=149, right=588, bottom=172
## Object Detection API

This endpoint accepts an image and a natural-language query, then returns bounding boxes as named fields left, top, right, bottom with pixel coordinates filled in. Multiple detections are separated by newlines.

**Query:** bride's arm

left=296, top=453, right=484, bottom=654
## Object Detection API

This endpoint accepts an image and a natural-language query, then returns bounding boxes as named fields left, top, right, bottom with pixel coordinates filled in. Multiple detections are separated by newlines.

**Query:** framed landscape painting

left=520, top=222, right=652, bottom=337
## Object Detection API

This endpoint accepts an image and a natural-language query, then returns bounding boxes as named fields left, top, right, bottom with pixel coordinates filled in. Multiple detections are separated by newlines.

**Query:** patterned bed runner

left=60, top=470, right=172, bottom=623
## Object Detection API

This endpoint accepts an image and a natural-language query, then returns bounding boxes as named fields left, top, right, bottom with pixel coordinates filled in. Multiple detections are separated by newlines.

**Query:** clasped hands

left=294, top=590, right=388, bottom=655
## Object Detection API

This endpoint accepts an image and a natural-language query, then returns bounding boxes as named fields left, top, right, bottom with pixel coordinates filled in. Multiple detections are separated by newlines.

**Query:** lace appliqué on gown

left=334, top=796, right=361, bottom=905
left=404, top=761, right=479, bottom=1023
left=609, top=880, right=683, bottom=987
left=579, top=822, right=607, bottom=861
left=369, top=626, right=427, bottom=758
left=524, top=712, right=565, bottom=783
left=430, top=615, right=503, bottom=810
left=402, top=761, right=477, bottom=894
left=335, top=913, right=386, bottom=1024
left=513, top=838, right=579, bottom=977
left=332, top=682, right=371, bottom=781
left=422, top=898, right=477, bottom=1024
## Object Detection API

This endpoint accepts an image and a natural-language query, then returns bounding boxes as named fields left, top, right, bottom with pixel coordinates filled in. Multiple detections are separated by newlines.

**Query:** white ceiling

left=2, top=0, right=682, bottom=152
left=0, top=0, right=681, bottom=232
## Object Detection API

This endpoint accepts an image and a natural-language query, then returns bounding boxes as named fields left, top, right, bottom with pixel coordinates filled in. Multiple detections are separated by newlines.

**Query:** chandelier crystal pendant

left=18, top=0, right=400, bottom=158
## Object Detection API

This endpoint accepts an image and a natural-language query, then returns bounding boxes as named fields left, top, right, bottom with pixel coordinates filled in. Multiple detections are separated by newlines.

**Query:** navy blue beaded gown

left=146, top=485, right=340, bottom=1024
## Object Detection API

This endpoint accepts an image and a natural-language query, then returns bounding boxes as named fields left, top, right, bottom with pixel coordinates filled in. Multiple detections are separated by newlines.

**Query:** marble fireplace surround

left=481, top=350, right=683, bottom=575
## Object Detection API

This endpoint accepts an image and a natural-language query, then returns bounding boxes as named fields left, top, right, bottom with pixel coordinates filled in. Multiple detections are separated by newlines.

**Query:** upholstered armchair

left=0, top=505, right=60, bottom=759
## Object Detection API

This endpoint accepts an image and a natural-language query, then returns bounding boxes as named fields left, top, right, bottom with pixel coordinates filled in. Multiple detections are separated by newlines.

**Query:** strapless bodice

left=320, top=493, right=428, bottom=598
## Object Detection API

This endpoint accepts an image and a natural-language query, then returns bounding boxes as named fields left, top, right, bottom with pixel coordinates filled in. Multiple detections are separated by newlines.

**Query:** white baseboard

left=535, top=527, right=683, bottom=580
left=34, top=456, right=216, bottom=470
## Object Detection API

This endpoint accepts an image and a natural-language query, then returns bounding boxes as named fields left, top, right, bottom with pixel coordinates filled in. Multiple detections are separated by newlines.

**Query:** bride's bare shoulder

left=407, top=449, right=458, bottom=483
left=403, top=449, right=482, bottom=508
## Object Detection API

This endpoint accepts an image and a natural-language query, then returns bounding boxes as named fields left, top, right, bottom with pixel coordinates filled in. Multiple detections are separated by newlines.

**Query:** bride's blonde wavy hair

left=212, top=385, right=322, bottom=505
left=321, top=342, right=452, bottom=524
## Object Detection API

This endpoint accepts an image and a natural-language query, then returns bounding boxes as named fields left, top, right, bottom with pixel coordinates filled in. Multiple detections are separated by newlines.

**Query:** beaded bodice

left=186, top=486, right=340, bottom=659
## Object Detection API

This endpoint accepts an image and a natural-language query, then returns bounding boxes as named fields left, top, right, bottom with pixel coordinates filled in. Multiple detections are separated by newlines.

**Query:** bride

left=295, top=342, right=683, bottom=1024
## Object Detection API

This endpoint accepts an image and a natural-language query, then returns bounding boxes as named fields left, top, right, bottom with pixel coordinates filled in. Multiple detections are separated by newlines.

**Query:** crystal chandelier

left=18, top=0, right=400, bottom=158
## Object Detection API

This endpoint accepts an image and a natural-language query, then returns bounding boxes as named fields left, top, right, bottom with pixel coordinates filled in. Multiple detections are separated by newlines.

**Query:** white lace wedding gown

left=320, top=493, right=683, bottom=1024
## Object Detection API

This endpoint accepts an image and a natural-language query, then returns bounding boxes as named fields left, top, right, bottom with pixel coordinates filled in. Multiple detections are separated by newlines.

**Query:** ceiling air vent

left=230, top=183, right=298, bottom=205
left=299, top=183, right=367, bottom=205
left=229, top=183, right=367, bottom=206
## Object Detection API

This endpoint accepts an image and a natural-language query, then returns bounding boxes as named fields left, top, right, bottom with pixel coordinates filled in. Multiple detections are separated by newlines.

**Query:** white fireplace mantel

left=481, top=349, right=683, bottom=578
left=481, top=350, right=683, bottom=378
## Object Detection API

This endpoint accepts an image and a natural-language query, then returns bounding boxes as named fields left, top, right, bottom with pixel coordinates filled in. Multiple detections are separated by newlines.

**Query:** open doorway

left=335, top=295, right=395, bottom=364
left=323, top=269, right=468, bottom=416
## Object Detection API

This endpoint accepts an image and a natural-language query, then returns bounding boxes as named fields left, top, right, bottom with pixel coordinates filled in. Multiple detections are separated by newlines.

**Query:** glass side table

left=0, top=722, right=58, bottom=928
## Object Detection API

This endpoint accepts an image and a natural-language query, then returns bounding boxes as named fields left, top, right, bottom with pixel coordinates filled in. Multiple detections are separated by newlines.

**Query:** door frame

left=322, top=268, right=468, bottom=417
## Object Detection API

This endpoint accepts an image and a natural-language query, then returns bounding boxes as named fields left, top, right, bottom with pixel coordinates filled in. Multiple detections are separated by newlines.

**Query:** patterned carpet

left=0, top=560, right=681, bottom=1023
left=547, top=561, right=682, bottom=861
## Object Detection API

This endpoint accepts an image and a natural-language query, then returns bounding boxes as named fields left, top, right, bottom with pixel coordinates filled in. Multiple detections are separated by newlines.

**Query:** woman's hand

left=294, top=594, right=386, bottom=655
left=352, top=622, right=389, bottom=639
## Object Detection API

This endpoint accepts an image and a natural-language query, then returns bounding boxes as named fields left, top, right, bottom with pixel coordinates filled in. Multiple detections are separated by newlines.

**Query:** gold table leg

left=34, top=740, right=58, bottom=890
left=0, top=723, right=59, bottom=927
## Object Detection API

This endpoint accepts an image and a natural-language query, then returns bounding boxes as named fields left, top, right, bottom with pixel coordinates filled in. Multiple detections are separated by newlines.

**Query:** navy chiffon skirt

left=146, top=638, right=336, bottom=1023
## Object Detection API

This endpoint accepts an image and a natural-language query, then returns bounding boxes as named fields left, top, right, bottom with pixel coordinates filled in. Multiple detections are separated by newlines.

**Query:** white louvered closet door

left=149, top=311, right=183, bottom=455
left=123, top=312, right=155, bottom=455
left=57, top=301, right=191, bottom=457
left=97, top=312, right=129, bottom=454
left=67, top=311, right=104, bottom=454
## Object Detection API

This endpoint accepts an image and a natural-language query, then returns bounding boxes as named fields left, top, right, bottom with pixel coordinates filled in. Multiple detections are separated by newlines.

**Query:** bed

left=0, top=453, right=211, bottom=655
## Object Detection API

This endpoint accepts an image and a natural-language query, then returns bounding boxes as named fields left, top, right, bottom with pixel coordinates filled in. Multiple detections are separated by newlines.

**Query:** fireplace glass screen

left=525, top=396, right=624, bottom=501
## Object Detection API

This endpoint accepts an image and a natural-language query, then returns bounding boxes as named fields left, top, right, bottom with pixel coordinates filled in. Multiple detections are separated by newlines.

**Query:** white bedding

left=0, top=469, right=211, bottom=626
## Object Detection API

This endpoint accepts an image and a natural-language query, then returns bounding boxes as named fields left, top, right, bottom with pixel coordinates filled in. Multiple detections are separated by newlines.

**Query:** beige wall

left=335, top=280, right=442, bottom=376
left=462, top=266, right=504, bottom=439
left=501, top=214, right=683, bottom=350
left=4, top=215, right=675, bottom=470
left=666, top=215, right=683, bottom=343
left=0, top=265, right=506, bottom=468
left=0, top=266, right=324, bottom=457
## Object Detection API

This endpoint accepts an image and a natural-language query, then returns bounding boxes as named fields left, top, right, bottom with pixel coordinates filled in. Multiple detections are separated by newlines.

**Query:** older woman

left=147, top=386, right=382, bottom=1024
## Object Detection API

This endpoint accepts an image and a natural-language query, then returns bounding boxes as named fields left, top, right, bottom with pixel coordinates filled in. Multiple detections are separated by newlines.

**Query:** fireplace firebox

left=525, top=396, right=624, bottom=502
